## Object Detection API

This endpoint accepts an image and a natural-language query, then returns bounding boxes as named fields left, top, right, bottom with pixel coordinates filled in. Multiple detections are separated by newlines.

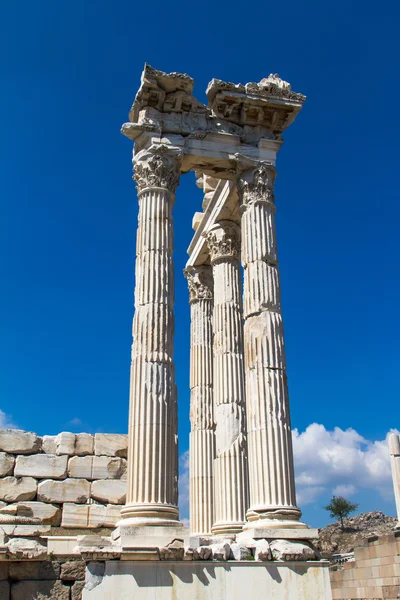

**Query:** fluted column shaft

left=206, top=221, right=249, bottom=534
left=184, top=266, right=215, bottom=536
left=389, top=434, right=400, bottom=528
left=121, top=144, right=182, bottom=525
left=238, top=162, right=302, bottom=528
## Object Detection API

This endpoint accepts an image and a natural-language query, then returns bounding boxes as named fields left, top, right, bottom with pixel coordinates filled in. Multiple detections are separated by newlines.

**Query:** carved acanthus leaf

left=205, top=221, right=241, bottom=263
left=237, top=162, right=276, bottom=208
left=133, top=144, right=182, bottom=194
left=184, top=266, right=213, bottom=303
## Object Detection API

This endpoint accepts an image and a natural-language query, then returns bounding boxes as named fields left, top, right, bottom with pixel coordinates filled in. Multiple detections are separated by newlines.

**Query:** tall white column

left=206, top=221, right=249, bottom=535
left=120, top=144, right=182, bottom=526
left=184, top=265, right=215, bottom=536
left=389, top=433, right=400, bottom=529
left=237, top=161, right=303, bottom=529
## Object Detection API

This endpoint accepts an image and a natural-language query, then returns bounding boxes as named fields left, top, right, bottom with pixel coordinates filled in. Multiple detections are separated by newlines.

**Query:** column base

left=211, top=521, right=246, bottom=536
left=119, top=502, right=179, bottom=524
left=245, top=506, right=304, bottom=528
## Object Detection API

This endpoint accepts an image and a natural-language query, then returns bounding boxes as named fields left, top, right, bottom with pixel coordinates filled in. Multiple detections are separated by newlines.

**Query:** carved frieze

left=184, top=265, right=213, bottom=304
left=133, top=144, right=182, bottom=194
left=205, top=221, right=241, bottom=263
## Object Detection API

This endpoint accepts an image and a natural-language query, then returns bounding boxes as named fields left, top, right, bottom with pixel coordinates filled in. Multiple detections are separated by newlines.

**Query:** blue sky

left=1, top=0, right=399, bottom=527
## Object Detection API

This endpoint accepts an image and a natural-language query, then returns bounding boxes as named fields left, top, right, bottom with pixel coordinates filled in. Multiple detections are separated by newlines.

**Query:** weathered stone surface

left=0, top=452, right=15, bottom=476
left=0, top=476, right=37, bottom=502
left=54, top=432, right=76, bottom=455
left=75, top=434, right=94, bottom=456
left=11, top=580, right=69, bottom=600
left=7, top=536, right=48, bottom=560
left=0, top=429, right=41, bottom=454
left=60, top=560, right=85, bottom=581
left=61, top=503, right=89, bottom=528
left=230, top=542, right=252, bottom=561
left=7, top=501, right=62, bottom=525
left=38, top=479, right=90, bottom=504
left=1, top=524, right=51, bottom=536
left=71, top=580, right=85, bottom=600
left=68, top=456, right=126, bottom=480
left=254, top=539, right=272, bottom=561
left=9, top=561, right=60, bottom=581
left=94, top=434, right=127, bottom=458
left=269, top=539, right=316, bottom=561
left=85, top=562, right=105, bottom=591
left=211, top=541, right=231, bottom=561
left=192, top=546, right=212, bottom=560
left=14, top=454, right=68, bottom=479
left=42, top=435, right=57, bottom=454
left=91, top=480, right=126, bottom=504
left=159, top=539, right=185, bottom=560
left=88, top=504, right=121, bottom=528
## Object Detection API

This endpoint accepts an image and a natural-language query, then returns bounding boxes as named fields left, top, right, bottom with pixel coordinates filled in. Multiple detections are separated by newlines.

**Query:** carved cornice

left=133, top=144, right=182, bottom=195
left=205, top=221, right=241, bottom=264
left=184, top=265, right=213, bottom=304
left=236, top=158, right=276, bottom=210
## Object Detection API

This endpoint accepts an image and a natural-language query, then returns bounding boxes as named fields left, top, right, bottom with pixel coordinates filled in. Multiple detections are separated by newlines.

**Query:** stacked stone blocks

left=0, top=429, right=127, bottom=530
left=330, top=532, right=400, bottom=600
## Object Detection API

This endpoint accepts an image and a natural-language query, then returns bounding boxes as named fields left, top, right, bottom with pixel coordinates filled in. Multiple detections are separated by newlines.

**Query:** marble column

left=237, top=161, right=303, bottom=529
left=206, top=221, right=249, bottom=535
left=184, top=265, right=215, bottom=536
left=120, top=144, right=182, bottom=526
left=388, top=433, right=400, bottom=528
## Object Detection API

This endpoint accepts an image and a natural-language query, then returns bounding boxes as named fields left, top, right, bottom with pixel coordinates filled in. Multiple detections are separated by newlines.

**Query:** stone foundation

left=82, top=560, right=332, bottom=599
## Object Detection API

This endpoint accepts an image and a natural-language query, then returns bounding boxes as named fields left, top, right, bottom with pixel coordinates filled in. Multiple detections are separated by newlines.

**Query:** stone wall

left=330, top=531, right=400, bottom=599
left=0, top=429, right=127, bottom=531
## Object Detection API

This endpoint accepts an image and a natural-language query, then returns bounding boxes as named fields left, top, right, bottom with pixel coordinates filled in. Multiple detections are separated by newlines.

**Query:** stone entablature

left=0, top=429, right=127, bottom=532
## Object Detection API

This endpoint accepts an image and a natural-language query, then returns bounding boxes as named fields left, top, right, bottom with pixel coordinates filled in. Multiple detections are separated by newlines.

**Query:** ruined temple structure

left=0, top=65, right=334, bottom=599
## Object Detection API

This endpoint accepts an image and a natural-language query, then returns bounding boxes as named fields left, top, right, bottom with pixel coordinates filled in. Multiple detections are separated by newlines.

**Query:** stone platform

left=83, top=560, right=332, bottom=600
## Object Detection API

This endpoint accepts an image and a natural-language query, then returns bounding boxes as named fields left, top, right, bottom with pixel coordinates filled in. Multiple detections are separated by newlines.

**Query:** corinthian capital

left=236, top=155, right=276, bottom=209
left=133, top=144, right=182, bottom=194
left=184, top=265, right=213, bottom=304
left=205, top=220, right=241, bottom=264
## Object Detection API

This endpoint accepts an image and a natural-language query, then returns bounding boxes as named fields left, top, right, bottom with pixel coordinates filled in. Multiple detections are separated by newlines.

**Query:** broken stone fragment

left=6, top=536, right=48, bottom=560
left=14, top=454, right=68, bottom=479
left=0, top=501, right=61, bottom=525
left=269, top=539, right=316, bottom=561
left=159, top=538, right=185, bottom=560
left=0, top=429, right=41, bottom=454
left=254, top=539, right=272, bottom=561
left=0, top=476, right=37, bottom=502
left=192, top=545, right=212, bottom=560
left=211, top=541, right=232, bottom=561
left=0, top=452, right=15, bottom=477
left=230, top=542, right=252, bottom=561
left=90, top=479, right=126, bottom=504
left=60, top=560, right=86, bottom=581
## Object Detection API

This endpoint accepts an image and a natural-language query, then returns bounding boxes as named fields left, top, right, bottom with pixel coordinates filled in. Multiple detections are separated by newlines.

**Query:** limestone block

left=1, top=524, right=52, bottom=536
left=254, top=539, right=272, bottom=561
left=6, top=536, right=48, bottom=559
left=60, top=560, right=85, bottom=581
left=38, top=478, right=90, bottom=504
left=91, top=480, right=126, bottom=504
left=54, top=432, right=76, bottom=455
left=88, top=504, right=121, bottom=528
left=269, top=539, right=316, bottom=561
left=14, top=454, right=68, bottom=479
left=211, top=542, right=231, bottom=561
left=61, top=503, right=89, bottom=528
left=0, top=476, right=37, bottom=502
left=11, top=580, right=69, bottom=600
left=0, top=452, right=15, bottom=476
left=9, top=561, right=60, bottom=581
left=230, top=542, right=252, bottom=561
left=0, top=429, right=41, bottom=454
left=94, top=434, right=127, bottom=458
left=5, top=501, right=62, bottom=525
left=71, top=580, right=85, bottom=600
left=42, top=435, right=57, bottom=454
left=68, top=456, right=127, bottom=480
left=75, top=433, right=94, bottom=456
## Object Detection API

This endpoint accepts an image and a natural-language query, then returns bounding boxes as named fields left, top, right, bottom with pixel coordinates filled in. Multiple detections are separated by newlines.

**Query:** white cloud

left=178, top=450, right=190, bottom=520
left=293, top=423, right=397, bottom=506
left=0, top=409, right=17, bottom=429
